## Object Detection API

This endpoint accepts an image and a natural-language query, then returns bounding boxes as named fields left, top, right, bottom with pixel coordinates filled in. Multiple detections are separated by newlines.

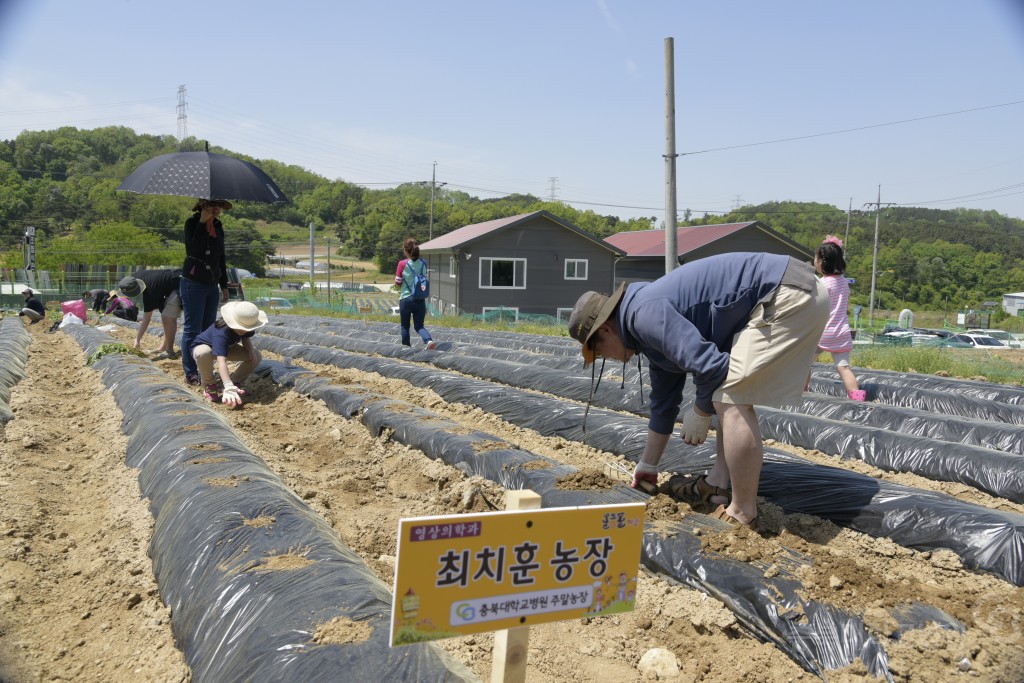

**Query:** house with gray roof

left=419, top=211, right=623, bottom=321
left=1002, top=291, right=1024, bottom=317
left=605, top=221, right=813, bottom=285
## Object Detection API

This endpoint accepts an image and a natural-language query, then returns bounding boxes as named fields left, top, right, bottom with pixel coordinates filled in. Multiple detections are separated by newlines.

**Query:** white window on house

left=482, top=306, right=519, bottom=323
left=479, top=257, right=527, bottom=289
left=449, top=256, right=457, bottom=278
left=564, top=259, right=588, bottom=280
left=556, top=307, right=574, bottom=323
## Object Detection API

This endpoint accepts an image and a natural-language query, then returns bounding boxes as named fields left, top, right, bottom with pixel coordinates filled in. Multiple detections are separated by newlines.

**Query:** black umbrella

left=117, top=151, right=288, bottom=204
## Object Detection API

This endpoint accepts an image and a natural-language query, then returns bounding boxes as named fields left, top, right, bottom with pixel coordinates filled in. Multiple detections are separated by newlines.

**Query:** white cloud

left=596, top=0, right=619, bottom=33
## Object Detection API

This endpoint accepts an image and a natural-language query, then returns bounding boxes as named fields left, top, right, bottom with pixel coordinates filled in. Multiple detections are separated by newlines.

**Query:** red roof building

left=605, top=221, right=813, bottom=284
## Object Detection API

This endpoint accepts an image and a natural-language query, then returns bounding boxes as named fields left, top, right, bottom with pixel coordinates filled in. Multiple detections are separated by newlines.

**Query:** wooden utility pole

left=844, top=197, right=852, bottom=248
left=864, top=188, right=899, bottom=327
left=427, top=162, right=447, bottom=242
left=867, top=186, right=882, bottom=326
left=664, top=37, right=678, bottom=275
left=309, top=221, right=315, bottom=294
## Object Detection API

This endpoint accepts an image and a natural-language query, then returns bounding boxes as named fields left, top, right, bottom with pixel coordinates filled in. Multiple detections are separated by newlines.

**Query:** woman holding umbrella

left=117, top=148, right=289, bottom=384
left=180, top=199, right=232, bottom=385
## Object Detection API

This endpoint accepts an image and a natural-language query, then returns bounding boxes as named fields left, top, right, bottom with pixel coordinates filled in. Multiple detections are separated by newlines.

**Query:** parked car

left=920, top=328, right=955, bottom=338
left=878, top=327, right=953, bottom=346
left=252, top=296, right=294, bottom=310
left=949, top=333, right=1010, bottom=349
left=966, top=329, right=1023, bottom=348
left=225, top=267, right=245, bottom=301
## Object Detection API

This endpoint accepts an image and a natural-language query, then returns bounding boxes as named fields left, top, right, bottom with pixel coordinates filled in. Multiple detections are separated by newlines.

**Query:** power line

left=0, top=111, right=171, bottom=137
left=682, top=99, right=1024, bottom=155
left=893, top=183, right=1024, bottom=207
left=0, top=97, right=173, bottom=117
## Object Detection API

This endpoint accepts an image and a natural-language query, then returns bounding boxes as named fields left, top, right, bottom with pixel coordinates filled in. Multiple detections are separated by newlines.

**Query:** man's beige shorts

left=713, top=279, right=829, bottom=409
left=161, top=290, right=182, bottom=319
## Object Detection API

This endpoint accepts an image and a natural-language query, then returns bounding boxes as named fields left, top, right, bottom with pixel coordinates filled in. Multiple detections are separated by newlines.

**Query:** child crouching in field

left=190, top=301, right=268, bottom=407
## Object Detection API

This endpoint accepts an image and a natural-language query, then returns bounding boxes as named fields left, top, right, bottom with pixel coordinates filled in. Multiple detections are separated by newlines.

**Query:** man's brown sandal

left=710, top=504, right=759, bottom=532
left=665, top=473, right=730, bottom=508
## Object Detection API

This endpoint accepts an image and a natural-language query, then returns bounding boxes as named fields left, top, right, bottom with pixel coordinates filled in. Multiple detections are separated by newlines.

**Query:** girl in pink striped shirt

left=811, top=236, right=866, bottom=401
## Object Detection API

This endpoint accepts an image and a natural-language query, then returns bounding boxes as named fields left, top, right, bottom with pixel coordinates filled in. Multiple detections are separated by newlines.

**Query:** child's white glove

left=221, top=383, right=242, bottom=407
left=681, top=409, right=712, bottom=445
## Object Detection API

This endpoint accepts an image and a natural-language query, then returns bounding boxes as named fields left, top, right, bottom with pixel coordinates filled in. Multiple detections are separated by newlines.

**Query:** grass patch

left=849, top=346, right=1024, bottom=385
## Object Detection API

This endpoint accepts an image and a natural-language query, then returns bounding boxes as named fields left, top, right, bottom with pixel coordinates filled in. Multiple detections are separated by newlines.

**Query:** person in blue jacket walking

left=568, top=252, right=829, bottom=532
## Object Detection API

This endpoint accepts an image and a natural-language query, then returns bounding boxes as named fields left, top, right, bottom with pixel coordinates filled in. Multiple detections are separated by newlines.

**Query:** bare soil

left=1, top=321, right=1022, bottom=682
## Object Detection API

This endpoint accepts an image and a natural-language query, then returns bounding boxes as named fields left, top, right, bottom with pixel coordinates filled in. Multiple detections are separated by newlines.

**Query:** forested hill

left=697, top=201, right=1024, bottom=311
left=1, top=126, right=1022, bottom=311
left=0, top=126, right=654, bottom=276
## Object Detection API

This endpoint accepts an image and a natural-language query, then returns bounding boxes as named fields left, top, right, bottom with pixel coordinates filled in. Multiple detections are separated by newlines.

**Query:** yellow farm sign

left=390, top=503, right=645, bottom=646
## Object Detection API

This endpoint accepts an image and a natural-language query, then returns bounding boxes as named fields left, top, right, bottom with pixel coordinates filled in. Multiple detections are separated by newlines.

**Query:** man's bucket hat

left=117, top=276, right=146, bottom=298
left=567, top=282, right=626, bottom=367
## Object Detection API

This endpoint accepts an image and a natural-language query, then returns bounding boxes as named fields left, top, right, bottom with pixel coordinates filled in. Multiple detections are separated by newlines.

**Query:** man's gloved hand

left=632, top=461, right=659, bottom=491
left=681, top=409, right=712, bottom=445
left=221, top=383, right=242, bottom=407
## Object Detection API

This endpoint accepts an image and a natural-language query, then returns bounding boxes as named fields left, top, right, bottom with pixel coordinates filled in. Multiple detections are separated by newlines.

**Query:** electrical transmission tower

left=176, top=85, right=188, bottom=148
left=547, top=177, right=559, bottom=201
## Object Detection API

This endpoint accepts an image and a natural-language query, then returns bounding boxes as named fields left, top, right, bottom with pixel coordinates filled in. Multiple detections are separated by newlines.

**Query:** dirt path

left=0, top=321, right=1022, bottom=682
left=0, top=326, right=189, bottom=682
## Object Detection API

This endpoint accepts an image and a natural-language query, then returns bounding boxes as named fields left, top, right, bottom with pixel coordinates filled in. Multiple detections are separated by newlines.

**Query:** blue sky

left=1, top=0, right=1023, bottom=223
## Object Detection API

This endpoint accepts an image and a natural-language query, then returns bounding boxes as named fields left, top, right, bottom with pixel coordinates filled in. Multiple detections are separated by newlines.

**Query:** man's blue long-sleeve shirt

left=616, top=252, right=790, bottom=433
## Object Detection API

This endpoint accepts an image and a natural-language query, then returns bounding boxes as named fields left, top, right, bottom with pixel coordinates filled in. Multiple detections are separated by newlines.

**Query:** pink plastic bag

left=60, top=299, right=87, bottom=322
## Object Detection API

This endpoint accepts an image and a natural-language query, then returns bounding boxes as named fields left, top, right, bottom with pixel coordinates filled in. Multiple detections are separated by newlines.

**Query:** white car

left=253, top=297, right=294, bottom=310
left=949, top=333, right=1010, bottom=349
left=966, top=329, right=1023, bottom=348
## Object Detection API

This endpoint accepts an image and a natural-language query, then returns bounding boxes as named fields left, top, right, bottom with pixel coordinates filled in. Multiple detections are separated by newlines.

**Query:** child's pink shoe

left=203, top=383, right=222, bottom=402
left=847, top=389, right=867, bottom=401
